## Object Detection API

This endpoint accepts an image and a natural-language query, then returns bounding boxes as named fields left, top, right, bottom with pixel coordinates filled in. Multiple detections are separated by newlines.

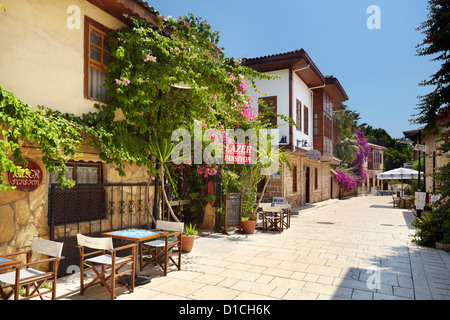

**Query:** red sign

left=8, top=160, right=43, bottom=191
left=224, top=143, right=254, bottom=165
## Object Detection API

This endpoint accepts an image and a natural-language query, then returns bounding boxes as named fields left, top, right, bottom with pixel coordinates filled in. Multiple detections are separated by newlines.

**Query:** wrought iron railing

left=48, top=182, right=153, bottom=276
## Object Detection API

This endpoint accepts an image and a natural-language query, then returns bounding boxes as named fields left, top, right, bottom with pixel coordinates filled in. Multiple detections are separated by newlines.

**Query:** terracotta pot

left=181, top=235, right=195, bottom=253
left=241, top=219, right=256, bottom=234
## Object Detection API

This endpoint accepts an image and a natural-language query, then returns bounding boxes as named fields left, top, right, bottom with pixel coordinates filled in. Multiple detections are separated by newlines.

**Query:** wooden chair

left=255, top=203, right=271, bottom=229
left=262, top=206, right=283, bottom=233
left=0, top=237, right=64, bottom=300
left=141, top=220, right=184, bottom=276
left=392, top=196, right=400, bottom=208
left=76, top=234, right=137, bottom=300
left=274, top=203, right=291, bottom=229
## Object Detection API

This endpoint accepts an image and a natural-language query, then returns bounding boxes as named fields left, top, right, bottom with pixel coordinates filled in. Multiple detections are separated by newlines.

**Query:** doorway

left=330, top=176, right=333, bottom=199
left=305, top=166, right=310, bottom=204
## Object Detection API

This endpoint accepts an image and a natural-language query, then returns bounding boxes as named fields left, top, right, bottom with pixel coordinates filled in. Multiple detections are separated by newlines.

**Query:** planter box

left=436, top=242, right=450, bottom=250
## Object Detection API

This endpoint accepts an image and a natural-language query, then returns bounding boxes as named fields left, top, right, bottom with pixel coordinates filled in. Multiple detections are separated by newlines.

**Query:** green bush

left=411, top=203, right=450, bottom=246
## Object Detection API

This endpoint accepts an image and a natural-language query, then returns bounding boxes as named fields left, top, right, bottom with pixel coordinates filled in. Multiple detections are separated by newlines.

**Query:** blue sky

left=151, top=0, right=437, bottom=139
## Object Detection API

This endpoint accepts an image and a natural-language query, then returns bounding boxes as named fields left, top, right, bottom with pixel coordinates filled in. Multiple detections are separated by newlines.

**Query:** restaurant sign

left=223, top=143, right=254, bottom=165
left=8, top=160, right=44, bottom=191
left=306, top=149, right=322, bottom=160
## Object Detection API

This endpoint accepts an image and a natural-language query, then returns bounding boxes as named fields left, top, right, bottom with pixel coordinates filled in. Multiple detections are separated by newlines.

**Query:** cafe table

left=0, top=255, right=22, bottom=270
left=0, top=255, right=22, bottom=299
left=101, top=228, right=168, bottom=285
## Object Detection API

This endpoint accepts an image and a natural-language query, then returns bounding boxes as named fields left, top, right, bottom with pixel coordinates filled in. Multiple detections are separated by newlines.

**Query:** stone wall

left=0, top=145, right=154, bottom=262
left=261, top=151, right=340, bottom=207
left=423, top=131, right=446, bottom=194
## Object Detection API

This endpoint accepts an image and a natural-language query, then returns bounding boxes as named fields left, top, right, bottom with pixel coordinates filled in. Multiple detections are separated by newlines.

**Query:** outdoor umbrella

left=377, top=167, right=423, bottom=194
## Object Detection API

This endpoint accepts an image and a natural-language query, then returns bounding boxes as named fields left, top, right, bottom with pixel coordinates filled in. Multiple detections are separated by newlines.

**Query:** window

left=49, top=161, right=102, bottom=184
left=296, top=100, right=302, bottom=131
left=304, top=105, right=309, bottom=135
left=48, top=161, right=105, bottom=226
left=314, top=114, right=318, bottom=136
left=258, top=96, right=277, bottom=127
left=292, top=166, right=298, bottom=192
left=84, top=16, right=112, bottom=101
left=324, top=94, right=333, bottom=116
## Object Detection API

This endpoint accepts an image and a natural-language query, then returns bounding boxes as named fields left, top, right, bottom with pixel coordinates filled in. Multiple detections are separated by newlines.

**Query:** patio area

left=51, top=196, right=450, bottom=301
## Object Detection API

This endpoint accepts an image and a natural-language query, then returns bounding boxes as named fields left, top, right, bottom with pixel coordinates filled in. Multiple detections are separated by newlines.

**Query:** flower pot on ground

left=181, top=223, right=197, bottom=253
left=241, top=216, right=256, bottom=234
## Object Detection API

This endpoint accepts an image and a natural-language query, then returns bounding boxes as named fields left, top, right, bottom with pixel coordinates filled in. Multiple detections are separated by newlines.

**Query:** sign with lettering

left=272, top=197, right=285, bottom=206
left=414, top=144, right=427, bottom=152
left=224, top=193, right=242, bottom=229
left=414, top=192, right=427, bottom=211
left=8, top=160, right=43, bottom=191
left=306, top=149, right=322, bottom=160
left=429, top=194, right=442, bottom=205
left=224, top=143, right=254, bottom=165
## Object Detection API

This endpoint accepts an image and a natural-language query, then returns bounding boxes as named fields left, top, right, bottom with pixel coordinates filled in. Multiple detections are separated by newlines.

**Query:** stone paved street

left=56, top=196, right=450, bottom=300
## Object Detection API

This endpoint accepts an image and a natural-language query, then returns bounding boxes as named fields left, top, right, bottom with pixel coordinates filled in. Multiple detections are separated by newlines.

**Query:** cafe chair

left=262, top=206, right=283, bottom=233
left=141, top=220, right=184, bottom=276
left=392, top=196, right=400, bottom=208
left=255, top=203, right=272, bottom=228
left=0, top=237, right=64, bottom=300
left=76, top=234, right=137, bottom=300
left=274, top=203, right=291, bottom=229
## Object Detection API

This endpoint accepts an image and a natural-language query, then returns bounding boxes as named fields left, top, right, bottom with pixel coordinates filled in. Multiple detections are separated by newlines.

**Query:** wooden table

left=0, top=255, right=21, bottom=270
left=0, top=255, right=22, bottom=300
left=101, top=229, right=168, bottom=284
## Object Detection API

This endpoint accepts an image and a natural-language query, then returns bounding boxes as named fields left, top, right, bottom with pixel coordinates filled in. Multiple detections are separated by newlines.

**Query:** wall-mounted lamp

left=297, top=139, right=310, bottom=148
left=399, top=137, right=413, bottom=145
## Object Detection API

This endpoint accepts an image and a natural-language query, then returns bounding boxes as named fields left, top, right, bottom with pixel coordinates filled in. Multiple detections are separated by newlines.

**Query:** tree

left=333, top=109, right=359, bottom=164
left=414, top=0, right=450, bottom=132
left=359, top=125, right=413, bottom=171
left=411, top=0, right=450, bottom=246
left=332, top=108, right=370, bottom=193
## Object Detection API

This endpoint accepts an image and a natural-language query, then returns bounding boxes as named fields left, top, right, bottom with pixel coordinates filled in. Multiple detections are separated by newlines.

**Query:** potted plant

left=181, top=223, right=197, bottom=253
left=241, top=214, right=256, bottom=234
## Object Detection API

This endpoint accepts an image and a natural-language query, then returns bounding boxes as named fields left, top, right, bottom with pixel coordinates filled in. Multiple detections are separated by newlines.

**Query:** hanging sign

left=223, top=143, right=254, bottom=165
left=306, top=149, right=321, bottom=160
left=8, top=160, right=44, bottom=191
left=414, top=144, right=427, bottom=152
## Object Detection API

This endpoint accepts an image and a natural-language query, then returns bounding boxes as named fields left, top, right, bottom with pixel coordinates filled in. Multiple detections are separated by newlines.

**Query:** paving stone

left=54, top=197, right=450, bottom=301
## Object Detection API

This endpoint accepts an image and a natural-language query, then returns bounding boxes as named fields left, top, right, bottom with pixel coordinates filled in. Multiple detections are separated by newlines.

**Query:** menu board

left=225, top=193, right=242, bottom=228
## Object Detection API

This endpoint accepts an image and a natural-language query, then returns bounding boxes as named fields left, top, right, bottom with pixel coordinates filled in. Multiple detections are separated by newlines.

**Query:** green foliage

left=183, top=223, right=198, bottom=236
left=412, top=202, right=450, bottom=246
left=411, top=0, right=450, bottom=247
left=333, top=109, right=359, bottom=165
left=414, top=0, right=450, bottom=133
left=359, top=124, right=413, bottom=171
left=189, top=192, right=215, bottom=214
left=0, top=86, right=91, bottom=190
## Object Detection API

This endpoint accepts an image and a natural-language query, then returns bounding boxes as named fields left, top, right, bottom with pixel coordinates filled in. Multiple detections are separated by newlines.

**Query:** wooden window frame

left=50, top=161, right=103, bottom=185
left=304, top=105, right=309, bottom=135
left=84, top=16, right=111, bottom=101
left=296, top=100, right=302, bottom=131
left=258, top=96, right=278, bottom=127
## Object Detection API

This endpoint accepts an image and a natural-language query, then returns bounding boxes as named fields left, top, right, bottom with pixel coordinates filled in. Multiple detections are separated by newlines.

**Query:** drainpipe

left=293, top=65, right=311, bottom=73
